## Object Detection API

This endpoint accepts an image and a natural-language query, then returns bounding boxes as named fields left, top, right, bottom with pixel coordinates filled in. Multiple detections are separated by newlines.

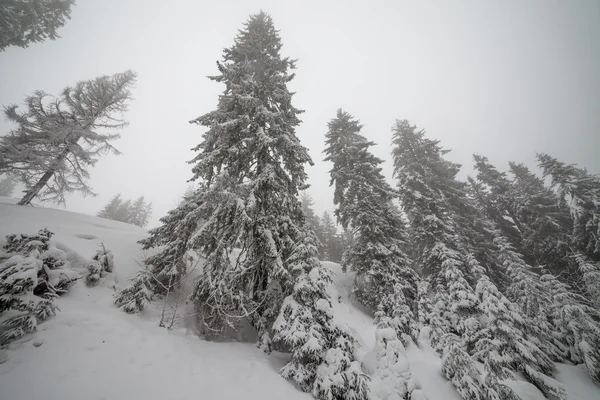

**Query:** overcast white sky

left=1, top=0, right=599, bottom=227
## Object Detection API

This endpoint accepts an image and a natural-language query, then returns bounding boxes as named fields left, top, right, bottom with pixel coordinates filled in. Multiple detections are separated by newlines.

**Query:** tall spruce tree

left=537, top=154, right=600, bottom=306
left=324, top=110, right=418, bottom=341
left=390, top=119, right=568, bottom=398
left=0, top=0, right=75, bottom=51
left=538, top=154, right=600, bottom=261
left=300, top=191, right=325, bottom=258
left=97, top=193, right=123, bottom=219
left=320, top=211, right=338, bottom=261
left=474, top=276, right=565, bottom=399
left=540, top=271, right=600, bottom=383
left=170, top=13, right=368, bottom=399
left=129, top=196, right=152, bottom=228
left=470, top=155, right=526, bottom=257
left=391, top=120, right=479, bottom=331
left=114, top=199, right=132, bottom=223
left=508, top=162, right=573, bottom=278
left=471, top=156, right=575, bottom=281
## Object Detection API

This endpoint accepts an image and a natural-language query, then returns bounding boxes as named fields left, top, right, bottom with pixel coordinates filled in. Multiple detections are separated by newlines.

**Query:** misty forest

left=1, top=2, right=600, bottom=400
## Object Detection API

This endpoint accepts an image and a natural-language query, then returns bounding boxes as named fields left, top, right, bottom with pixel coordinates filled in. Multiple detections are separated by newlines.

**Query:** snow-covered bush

left=0, top=229, right=78, bottom=344
left=371, top=306, right=424, bottom=400
left=440, top=334, right=495, bottom=400
left=114, top=271, right=152, bottom=313
left=86, top=244, right=115, bottom=286
left=273, top=240, right=369, bottom=400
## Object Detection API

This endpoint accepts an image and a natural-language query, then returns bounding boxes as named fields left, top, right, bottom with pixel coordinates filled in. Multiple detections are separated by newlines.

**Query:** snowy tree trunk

left=17, top=146, right=71, bottom=205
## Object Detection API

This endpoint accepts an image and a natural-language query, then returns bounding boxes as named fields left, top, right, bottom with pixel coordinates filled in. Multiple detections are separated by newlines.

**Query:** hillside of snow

left=0, top=198, right=599, bottom=400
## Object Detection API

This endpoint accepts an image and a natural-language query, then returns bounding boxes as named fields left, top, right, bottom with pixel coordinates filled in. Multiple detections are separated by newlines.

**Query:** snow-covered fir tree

left=300, top=191, right=325, bottom=258
left=440, top=334, right=496, bottom=400
left=538, top=153, right=600, bottom=262
left=86, top=244, right=114, bottom=286
left=474, top=276, right=565, bottom=399
left=390, top=120, right=567, bottom=398
left=484, top=221, right=566, bottom=363
left=113, top=270, right=152, bottom=314
left=391, top=119, right=480, bottom=336
left=0, top=228, right=78, bottom=344
left=470, top=155, right=524, bottom=256
left=371, top=305, right=425, bottom=400
left=98, top=194, right=152, bottom=227
left=320, top=211, right=338, bottom=261
left=537, top=153, right=600, bottom=306
left=0, top=0, right=74, bottom=51
left=572, top=253, right=600, bottom=310
left=114, top=199, right=132, bottom=223
left=115, top=190, right=204, bottom=312
left=540, top=272, right=600, bottom=383
left=97, top=194, right=123, bottom=220
left=471, top=156, right=575, bottom=281
left=272, top=232, right=369, bottom=400
left=324, top=110, right=418, bottom=337
left=0, top=70, right=136, bottom=205
left=507, top=162, right=573, bottom=277
left=132, top=13, right=369, bottom=399
left=129, top=196, right=152, bottom=228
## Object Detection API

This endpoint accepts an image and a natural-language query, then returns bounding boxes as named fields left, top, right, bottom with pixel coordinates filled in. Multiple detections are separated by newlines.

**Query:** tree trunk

left=18, top=147, right=70, bottom=205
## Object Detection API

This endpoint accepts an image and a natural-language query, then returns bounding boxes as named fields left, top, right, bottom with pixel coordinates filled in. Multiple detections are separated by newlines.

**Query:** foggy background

left=1, top=0, right=599, bottom=227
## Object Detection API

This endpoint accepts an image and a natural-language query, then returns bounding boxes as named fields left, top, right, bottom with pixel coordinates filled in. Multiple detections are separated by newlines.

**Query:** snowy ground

left=0, top=197, right=599, bottom=399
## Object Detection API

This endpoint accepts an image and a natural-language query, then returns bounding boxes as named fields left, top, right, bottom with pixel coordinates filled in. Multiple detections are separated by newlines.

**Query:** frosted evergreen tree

left=391, top=120, right=542, bottom=398
left=86, top=244, right=114, bottom=286
left=114, top=191, right=204, bottom=312
left=474, top=276, right=565, bottom=399
left=181, top=13, right=367, bottom=398
left=538, top=153, right=600, bottom=261
left=371, top=305, right=425, bottom=400
left=0, top=0, right=74, bottom=51
left=416, top=279, right=432, bottom=326
left=300, top=191, right=324, bottom=258
left=320, top=211, right=337, bottom=261
left=0, top=253, right=57, bottom=344
left=324, top=110, right=418, bottom=333
left=98, top=194, right=152, bottom=227
left=540, top=272, right=600, bottom=383
left=0, top=175, right=17, bottom=196
left=181, top=185, right=196, bottom=203
left=440, top=334, right=496, bottom=400
left=114, top=271, right=152, bottom=314
left=129, top=196, right=152, bottom=227
left=113, top=199, right=132, bottom=223
left=391, top=120, right=479, bottom=335
left=471, top=155, right=524, bottom=254
left=487, top=227, right=565, bottom=362
left=572, top=253, right=600, bottom=310
left=507, top=162, right=573, bottom=276
left=0, top=228, right=78, bottom=344
left=0, top=70, right=136, bottom=205
left=537, top=154, right=600, bottom=306
left=188, top=11, right=310, bottom=339
left=300, top=191, right=316, bottom=220
left=97, top=193, right=123, bottom=219
left=272, top=232, right=369, bottom=400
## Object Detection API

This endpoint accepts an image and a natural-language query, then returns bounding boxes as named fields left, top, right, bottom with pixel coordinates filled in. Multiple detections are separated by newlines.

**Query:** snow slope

left=0, top=198, right=599, bottom=400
